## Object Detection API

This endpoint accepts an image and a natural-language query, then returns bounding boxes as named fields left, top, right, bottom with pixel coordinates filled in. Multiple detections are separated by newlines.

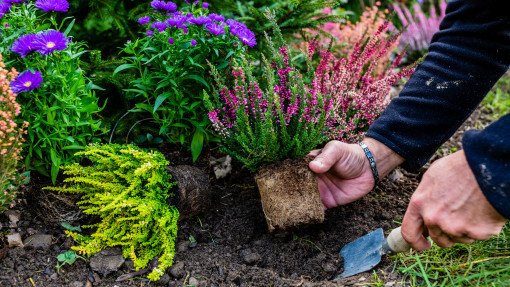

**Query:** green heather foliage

left=204, top=10, right=331, bottom=171
left=44, top=144, right=179, bottom=281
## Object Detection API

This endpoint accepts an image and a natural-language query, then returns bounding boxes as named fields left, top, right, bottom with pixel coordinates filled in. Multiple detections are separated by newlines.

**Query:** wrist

left=362, top=137, right=405, bottom=179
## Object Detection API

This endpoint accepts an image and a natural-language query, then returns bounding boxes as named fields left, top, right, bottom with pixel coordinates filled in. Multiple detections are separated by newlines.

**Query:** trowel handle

left=382, top=227, right=411, bottom=255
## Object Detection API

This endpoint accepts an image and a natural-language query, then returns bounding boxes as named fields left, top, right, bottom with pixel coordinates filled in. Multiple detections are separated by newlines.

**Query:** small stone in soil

left=50, top=273, right=58, bottom=281
left=44, top=267, right=52, bottom=275
left=70, top=281, right=84, bottom=287
left=176, top=241, right=188, bottom=253
left=5, top=210, right=20, bottom=227
left=24, top=234, right=53, bottom=250
left=7, top=232, right=23, bottom=248
left=188, top=277, right=199, bottom=286
left=189, top=241, right=197, bottom=248
left=169, top=261, right=185, bottom=278
left=89, top=247, right=125, bottom=277
left=242, top=252, right=261, bottom=265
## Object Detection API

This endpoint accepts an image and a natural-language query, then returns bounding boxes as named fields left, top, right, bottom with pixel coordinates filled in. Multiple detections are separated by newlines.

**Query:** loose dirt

left=0, top=107, right=490, bottom=287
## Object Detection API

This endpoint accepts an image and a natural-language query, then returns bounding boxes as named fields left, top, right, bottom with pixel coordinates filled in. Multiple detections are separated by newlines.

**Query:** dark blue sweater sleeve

left=365, top=0, right=510, bottom=216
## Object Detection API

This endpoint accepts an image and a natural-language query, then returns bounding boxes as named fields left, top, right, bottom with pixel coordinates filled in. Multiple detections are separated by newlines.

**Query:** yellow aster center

left=24, top=81, right=32, bottom=88
left=46, top=42, right=56, bottom=48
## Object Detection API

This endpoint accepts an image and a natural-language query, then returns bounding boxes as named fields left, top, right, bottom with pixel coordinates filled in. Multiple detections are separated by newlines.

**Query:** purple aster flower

left=202, top=2, right=209, bottom=9
left=152, top=21, right=167, bottom=32
left=5, top=23, right=9, bottom=28
left=151, top=0, right=177, bottom=13
left=168, top=38, right=174, bottom=45
left=191, top=39, right=197, bottom=46
left=165, top=14, right=187, bottom=28
left=206, top=23, right=224, bottom=36
left=137, top=16, right=151, bottom=25
left=209, top=13, right=225, bottom=23
left=226, top=19, right=248, bottom=36
left=0, top=2, right=12, bottom=19
left=238, top=30, right=256, bottom=48
left=35, top=0, right=69, bottom=12
left=11, top=34, right=37, bottom=58
left=193, top=0, right=199, bottom=4
left=33, top=30, right=68, bottom=55
left=183, top=27, right=188, bottom=34
left=11, top=70, right=43, bottom=94
left=146, top=30, right=154, bottom=37
left=188, top=15, right=211, bottom=25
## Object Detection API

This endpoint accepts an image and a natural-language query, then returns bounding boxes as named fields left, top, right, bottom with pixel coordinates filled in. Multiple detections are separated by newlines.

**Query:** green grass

left=482, top=74, right=510, bottom=120
left=393, top=222, right=510, bottom=286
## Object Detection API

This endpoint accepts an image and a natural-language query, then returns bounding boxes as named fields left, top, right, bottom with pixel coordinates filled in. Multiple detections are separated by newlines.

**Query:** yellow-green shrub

left=45, top=143, right=179, bottom=281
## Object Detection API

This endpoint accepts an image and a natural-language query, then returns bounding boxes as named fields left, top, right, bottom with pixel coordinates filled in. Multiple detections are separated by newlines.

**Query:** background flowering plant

left=313, top=18, right=417, bottom=143
left=204, top=10, right=331, bottom=172
left=0, top=53, right=29, bottom=212
left=114, top=0, right=255, bottom=161
left=0, top=2, right=105, bottom=183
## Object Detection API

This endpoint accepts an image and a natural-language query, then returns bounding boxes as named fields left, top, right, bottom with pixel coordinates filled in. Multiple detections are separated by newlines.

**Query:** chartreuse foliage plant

left=0, top=53, right=29, bottom=213
left=44, top=143, right=179, bottom=281
left=0, top=2, right=105, bottom=183
left=204, top=10, right=331, bottom=172
left=114, top=0, right=256, bottom=162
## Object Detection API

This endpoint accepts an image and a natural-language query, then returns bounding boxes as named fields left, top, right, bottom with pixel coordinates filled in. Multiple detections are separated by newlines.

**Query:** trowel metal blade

left=335, top=228, right=384, bottom=280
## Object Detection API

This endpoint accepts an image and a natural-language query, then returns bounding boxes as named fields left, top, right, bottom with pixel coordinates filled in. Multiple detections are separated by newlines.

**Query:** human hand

left=401, top=150, right=506, bottom=250
left=309, top=138, right=404, bottom=209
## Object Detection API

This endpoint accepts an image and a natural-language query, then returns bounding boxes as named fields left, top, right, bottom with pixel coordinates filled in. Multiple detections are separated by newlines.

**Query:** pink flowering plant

left=114, top=0, right=255, bottom=161
left=392, top=0, right=446, bottom=62
left=0, top=2, right=104, bottom=183
left=204, top=10, right=331, bottom=172
left=0, top=53, right=29, bottom=213
left=312, top=18, right=418, bottom=143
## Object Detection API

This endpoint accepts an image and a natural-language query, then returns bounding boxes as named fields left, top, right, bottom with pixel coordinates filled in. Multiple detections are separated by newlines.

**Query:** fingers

left=401, top=199, right=431, bottom=251
left=309, top=141, right=344, bottom=174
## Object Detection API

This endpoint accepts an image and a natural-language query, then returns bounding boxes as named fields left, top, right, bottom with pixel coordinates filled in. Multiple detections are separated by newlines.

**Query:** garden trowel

left=335, top=227, right=411, bottom=279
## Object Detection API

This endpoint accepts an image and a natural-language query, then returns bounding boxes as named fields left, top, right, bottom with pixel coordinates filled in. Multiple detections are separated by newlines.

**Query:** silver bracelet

left=358, top=142, right=380, bottom=187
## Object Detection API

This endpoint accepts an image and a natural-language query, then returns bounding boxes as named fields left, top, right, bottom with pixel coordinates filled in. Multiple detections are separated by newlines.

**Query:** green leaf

left=216, top=60, right=230, bottom=70
left=113, top=64, right=136, bottom=76
left=57, top=251, right=77, bottom=265
left=182, top=75, right=210, bottom=89
left=153, top=93, right=171, bottom=114
left=191, top=129, right=204, bottom=162
left=63, top=19, right=76, bottom=36
left=61, top=222, right=82, bottom=232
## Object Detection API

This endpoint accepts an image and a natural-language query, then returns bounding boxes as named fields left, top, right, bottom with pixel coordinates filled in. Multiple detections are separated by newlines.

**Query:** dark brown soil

left=0, top=107, right=491, bottom=287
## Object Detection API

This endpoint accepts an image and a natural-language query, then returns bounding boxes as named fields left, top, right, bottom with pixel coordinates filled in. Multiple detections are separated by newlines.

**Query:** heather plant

left=299, top=2, right=397, bottom=76
left=392, top=0, right=446, bottom=59
left=114, top=0, right=256, bottom=162
left=312, top=19, right=417, bottom=143
left=0, top=1, right=105, bottom=183
left=0, top=53, right=28, bottom=213
left=44, top=143, right=179, bottom=281
left=204, top=10, right=331, bottom=172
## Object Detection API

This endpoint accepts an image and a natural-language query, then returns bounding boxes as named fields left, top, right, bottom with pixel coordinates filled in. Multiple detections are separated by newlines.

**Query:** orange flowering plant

left=0, top=53, right=29, bottom=212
